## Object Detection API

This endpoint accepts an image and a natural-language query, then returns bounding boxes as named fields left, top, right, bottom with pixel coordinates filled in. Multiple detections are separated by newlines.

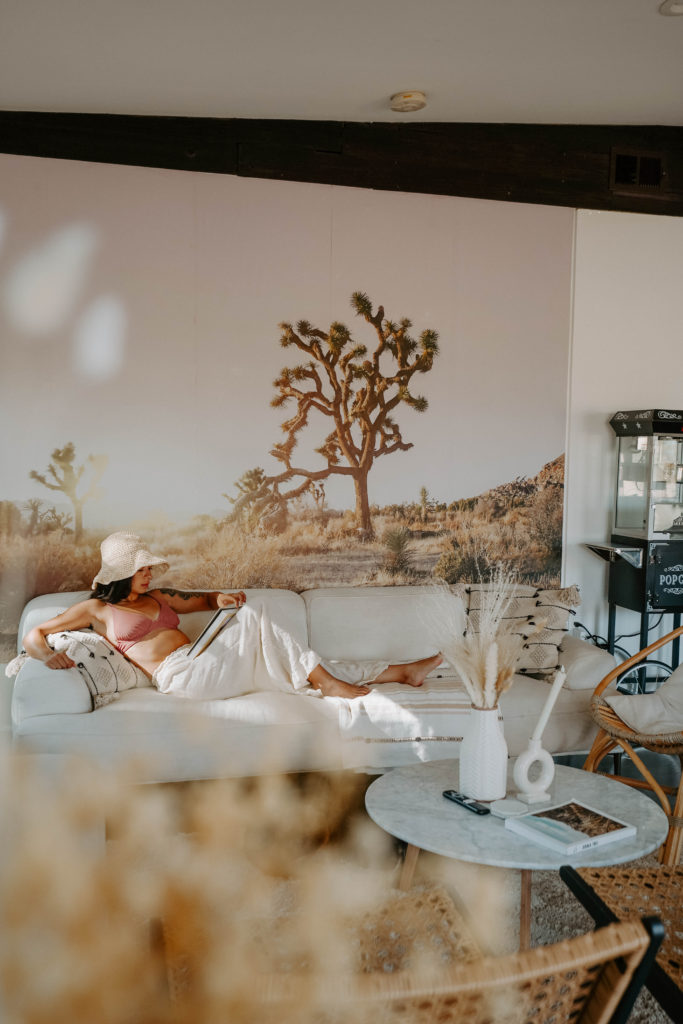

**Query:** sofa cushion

left=335, top=674, right=597, bottom=771
left=462, top=584, right=581, bottom=676
left=303, top=586, right=462, bottom=674
left=13, top=688, right=342, bottom=782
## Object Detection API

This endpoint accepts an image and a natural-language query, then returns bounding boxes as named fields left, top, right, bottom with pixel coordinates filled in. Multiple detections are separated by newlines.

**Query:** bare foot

left=308, top=664, right=371, bottom=699
left=316, top=677, right=371, bottom=699
left=374, top=653, right=443, bottom=688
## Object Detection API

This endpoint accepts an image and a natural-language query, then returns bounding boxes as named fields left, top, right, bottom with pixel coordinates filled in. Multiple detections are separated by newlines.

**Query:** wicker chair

left=161, top=885, right=663, bottom=1024
left=561, top=864, right=682, bottom=1024
left=583, top=623, right=683, bottom=866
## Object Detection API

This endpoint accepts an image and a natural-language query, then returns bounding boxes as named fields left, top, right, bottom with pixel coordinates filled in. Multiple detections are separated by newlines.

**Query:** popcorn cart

left=588, top=408, right=683, bottom=673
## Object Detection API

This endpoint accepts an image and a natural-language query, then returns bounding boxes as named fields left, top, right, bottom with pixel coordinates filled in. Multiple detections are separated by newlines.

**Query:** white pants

left=152, top=597, right=388, bottom=700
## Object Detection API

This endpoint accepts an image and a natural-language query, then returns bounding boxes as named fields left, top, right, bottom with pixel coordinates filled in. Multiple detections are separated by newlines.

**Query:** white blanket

left=335, top=677, right=472, bottom=770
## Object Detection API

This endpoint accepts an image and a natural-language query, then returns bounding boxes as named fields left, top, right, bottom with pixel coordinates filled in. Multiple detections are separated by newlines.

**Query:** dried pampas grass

left=426, top=565, right=536, bottom=709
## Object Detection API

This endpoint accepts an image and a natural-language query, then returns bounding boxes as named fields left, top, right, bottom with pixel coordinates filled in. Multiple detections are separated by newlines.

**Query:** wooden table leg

left=398, top=843, right=421, bottom=890
left=519, top=869, right=532, bottom=950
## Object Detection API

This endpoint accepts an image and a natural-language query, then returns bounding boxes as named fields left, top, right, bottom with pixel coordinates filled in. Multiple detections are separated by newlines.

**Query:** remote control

left=442, top=790, right=491, bottom=815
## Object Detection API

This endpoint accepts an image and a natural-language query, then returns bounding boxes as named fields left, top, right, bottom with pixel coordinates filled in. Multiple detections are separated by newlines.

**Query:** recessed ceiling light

left=390, top=91, right=427, bottom=113
left=659, top=0, right=683, bottom=14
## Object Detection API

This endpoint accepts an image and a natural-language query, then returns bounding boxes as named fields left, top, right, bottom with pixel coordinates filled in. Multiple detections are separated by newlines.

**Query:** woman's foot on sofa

left=374, top=653, right=443, bottom=688
left=308, top=665, right=371, bottom=699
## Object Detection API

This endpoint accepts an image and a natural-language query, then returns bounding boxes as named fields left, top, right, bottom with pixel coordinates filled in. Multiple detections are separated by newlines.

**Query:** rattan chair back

left=562, top=864, right=682, bottom=1024
left=583, top=623, right=683, bottom=866
left=162, top=885, right=660, bottom=1024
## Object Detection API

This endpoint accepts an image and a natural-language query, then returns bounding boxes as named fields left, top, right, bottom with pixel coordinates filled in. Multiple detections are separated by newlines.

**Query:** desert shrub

left=0, top=533, right=101, bottom=636
left=0, top=501, right=23, bottom=537
left=381, top=527, right=414, bottom=577
left=432, top=537, right=493, bottom=584
left=177, top=523, right=293, bottom=590
left=527, top=486, right=564, bottom=557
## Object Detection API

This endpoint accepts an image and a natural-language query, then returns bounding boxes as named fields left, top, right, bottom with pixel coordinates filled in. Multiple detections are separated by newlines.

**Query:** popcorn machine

left=588, top=409, right=683, bottom=663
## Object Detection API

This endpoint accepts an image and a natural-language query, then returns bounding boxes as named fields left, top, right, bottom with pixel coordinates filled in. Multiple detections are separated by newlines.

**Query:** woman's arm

left=23, top=599, right=106, bottom=670
left=154, top=588, right=247, bottom=614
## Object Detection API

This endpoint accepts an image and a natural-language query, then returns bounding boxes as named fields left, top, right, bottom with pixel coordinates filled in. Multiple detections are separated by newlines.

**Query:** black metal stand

left=607, top=606, right=681, bottom=690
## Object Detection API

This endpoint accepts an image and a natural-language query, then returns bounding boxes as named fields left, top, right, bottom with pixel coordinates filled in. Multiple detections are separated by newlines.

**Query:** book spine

left=506, top=821, right=601, bottom=855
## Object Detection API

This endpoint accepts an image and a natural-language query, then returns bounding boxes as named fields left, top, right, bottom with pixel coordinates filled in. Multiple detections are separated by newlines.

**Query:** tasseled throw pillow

left=7, top=630, right=149, bottom=709
left=462, top=584, right=581, bottom=676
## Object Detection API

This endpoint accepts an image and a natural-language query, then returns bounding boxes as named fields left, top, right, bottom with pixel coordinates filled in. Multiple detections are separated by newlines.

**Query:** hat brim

left=92, top=552, right=169, bottom=587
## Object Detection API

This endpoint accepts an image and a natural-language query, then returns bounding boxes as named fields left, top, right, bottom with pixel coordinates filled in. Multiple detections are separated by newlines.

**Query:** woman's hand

left=44, top=651, right=76, bottom=670
left=216, top=591, right=247, bottom=610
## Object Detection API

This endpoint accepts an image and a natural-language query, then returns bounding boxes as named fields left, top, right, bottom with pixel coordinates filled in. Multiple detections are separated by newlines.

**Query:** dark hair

left=91, top=576, right=134, bottom=604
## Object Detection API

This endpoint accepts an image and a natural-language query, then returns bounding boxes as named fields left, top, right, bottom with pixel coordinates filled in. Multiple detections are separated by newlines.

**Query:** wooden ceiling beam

left=1, top=112, right=681, bottom=215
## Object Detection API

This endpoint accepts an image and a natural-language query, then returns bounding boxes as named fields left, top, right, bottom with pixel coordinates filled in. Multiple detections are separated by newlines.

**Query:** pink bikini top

left=110, top=596, right=180, bottom=654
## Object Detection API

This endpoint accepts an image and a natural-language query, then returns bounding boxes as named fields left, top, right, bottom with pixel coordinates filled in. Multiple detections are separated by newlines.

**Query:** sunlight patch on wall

left=72, top=296, right=127, bottom=380
left=3, top=223, right=98, bottom=338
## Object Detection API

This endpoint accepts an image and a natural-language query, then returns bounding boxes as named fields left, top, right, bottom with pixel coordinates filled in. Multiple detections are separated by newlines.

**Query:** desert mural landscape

left=0, top=156, right=573, bottom=655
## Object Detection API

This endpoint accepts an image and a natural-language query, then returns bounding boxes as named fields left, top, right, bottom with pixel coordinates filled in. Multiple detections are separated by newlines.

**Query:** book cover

left=187, top=607, right=240, bottom=660
left=504, top=800, right=636, bottom=855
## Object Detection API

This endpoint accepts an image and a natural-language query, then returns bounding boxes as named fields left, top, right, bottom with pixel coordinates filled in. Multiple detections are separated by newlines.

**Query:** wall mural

left=0, top=156, right=574, bottom=655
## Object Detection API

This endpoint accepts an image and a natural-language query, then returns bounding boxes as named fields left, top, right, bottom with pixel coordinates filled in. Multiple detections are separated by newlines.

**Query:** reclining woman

left=23, top=532, right=442, bottom=701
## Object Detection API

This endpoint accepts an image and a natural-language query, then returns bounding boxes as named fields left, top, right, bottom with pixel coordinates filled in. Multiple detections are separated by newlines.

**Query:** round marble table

left=365, top=760, right=669, bottom=949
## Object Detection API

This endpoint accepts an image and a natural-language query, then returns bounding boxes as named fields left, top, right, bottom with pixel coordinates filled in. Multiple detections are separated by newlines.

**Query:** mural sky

left=0, top=156, right=574, bottom=533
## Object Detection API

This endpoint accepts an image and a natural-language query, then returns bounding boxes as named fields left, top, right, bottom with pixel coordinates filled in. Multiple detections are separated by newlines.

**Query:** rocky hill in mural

left=431, top=454, right=564, bottom=584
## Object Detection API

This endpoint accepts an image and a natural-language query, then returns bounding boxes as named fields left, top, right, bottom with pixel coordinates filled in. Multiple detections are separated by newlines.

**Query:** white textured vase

left=459, top=706, right=508, bottom=802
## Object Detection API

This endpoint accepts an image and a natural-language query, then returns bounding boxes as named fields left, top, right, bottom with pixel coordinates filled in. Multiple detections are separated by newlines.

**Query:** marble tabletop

left=365, top=760, right=669, bottom=871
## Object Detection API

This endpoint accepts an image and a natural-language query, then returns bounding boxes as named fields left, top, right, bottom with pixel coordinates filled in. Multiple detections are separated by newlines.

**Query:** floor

left=555, top=750, right=681, bottom=798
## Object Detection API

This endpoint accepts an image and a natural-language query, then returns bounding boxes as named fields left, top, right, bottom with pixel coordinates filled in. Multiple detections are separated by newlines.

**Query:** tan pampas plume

left=425, top=564, right=539, bottom=709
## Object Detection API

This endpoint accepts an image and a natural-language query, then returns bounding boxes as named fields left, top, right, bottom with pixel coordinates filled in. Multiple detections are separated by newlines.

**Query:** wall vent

left=610, top=149, right=667, bottom=194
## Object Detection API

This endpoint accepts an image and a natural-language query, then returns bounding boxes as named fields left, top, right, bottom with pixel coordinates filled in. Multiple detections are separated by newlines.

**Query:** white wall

left=565, top=209, right=683, bottom=648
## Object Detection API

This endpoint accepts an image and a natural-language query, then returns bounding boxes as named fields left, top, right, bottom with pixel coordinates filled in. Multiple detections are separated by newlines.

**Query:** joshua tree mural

left=29, top=443, right=107, bottom=542
left=252, top=292, right=439, bottom=537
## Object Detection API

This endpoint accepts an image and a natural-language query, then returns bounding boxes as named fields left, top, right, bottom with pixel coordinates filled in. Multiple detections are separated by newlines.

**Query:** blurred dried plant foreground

left=2, top=752, right=502, bottom=1024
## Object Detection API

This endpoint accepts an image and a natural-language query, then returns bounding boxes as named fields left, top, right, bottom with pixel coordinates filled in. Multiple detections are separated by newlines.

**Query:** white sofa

left=8, top=586, right=615, bottom=784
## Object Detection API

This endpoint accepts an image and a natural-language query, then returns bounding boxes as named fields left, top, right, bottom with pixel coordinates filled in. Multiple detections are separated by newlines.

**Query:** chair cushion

left=606, top=663, right=683, bottom=735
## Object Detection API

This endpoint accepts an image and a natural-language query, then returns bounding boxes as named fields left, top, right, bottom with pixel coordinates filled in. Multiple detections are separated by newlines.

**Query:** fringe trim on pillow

left=554, top=585, right=581, bottom=607
left=94, top=693, right=119, bottom=709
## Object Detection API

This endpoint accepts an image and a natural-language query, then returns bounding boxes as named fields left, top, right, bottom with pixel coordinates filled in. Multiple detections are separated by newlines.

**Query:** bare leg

left=372, top=653, right=443, bottom=688
left=308, top=653, right=443, bottom=699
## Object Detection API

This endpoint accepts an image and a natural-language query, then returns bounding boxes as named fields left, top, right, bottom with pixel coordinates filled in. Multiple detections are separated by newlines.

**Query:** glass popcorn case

left=611, top=409, right=683, bottom=539
left=587, top=410, right=683, bottom=671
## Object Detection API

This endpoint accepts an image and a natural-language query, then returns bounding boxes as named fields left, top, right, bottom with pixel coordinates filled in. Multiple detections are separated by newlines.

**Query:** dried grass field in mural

left=0, top=442, right=563, bottom=658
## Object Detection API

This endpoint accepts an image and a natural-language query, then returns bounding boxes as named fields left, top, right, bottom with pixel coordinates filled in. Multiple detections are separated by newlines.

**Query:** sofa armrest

left=11, top=659, right=92, bottom=728
left=558, top=634, right=618, bottom=691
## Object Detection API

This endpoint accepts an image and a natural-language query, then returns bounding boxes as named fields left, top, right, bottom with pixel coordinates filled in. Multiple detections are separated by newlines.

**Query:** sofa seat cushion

left=13, top=687, right=341, bottom=783
left=335, top=675, right=597, bottom=772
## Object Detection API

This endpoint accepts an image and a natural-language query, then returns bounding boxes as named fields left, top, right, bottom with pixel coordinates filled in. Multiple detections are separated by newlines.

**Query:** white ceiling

left=1, top=0, right=682, bottom=126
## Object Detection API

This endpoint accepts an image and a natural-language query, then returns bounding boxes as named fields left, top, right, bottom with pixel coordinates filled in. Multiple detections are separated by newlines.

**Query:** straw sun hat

left=92, top=532, right=169, bottom=587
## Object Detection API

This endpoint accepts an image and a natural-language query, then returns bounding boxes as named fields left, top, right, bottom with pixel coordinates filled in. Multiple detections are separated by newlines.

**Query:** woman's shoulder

left=75, top=595, right=109, bottom=618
